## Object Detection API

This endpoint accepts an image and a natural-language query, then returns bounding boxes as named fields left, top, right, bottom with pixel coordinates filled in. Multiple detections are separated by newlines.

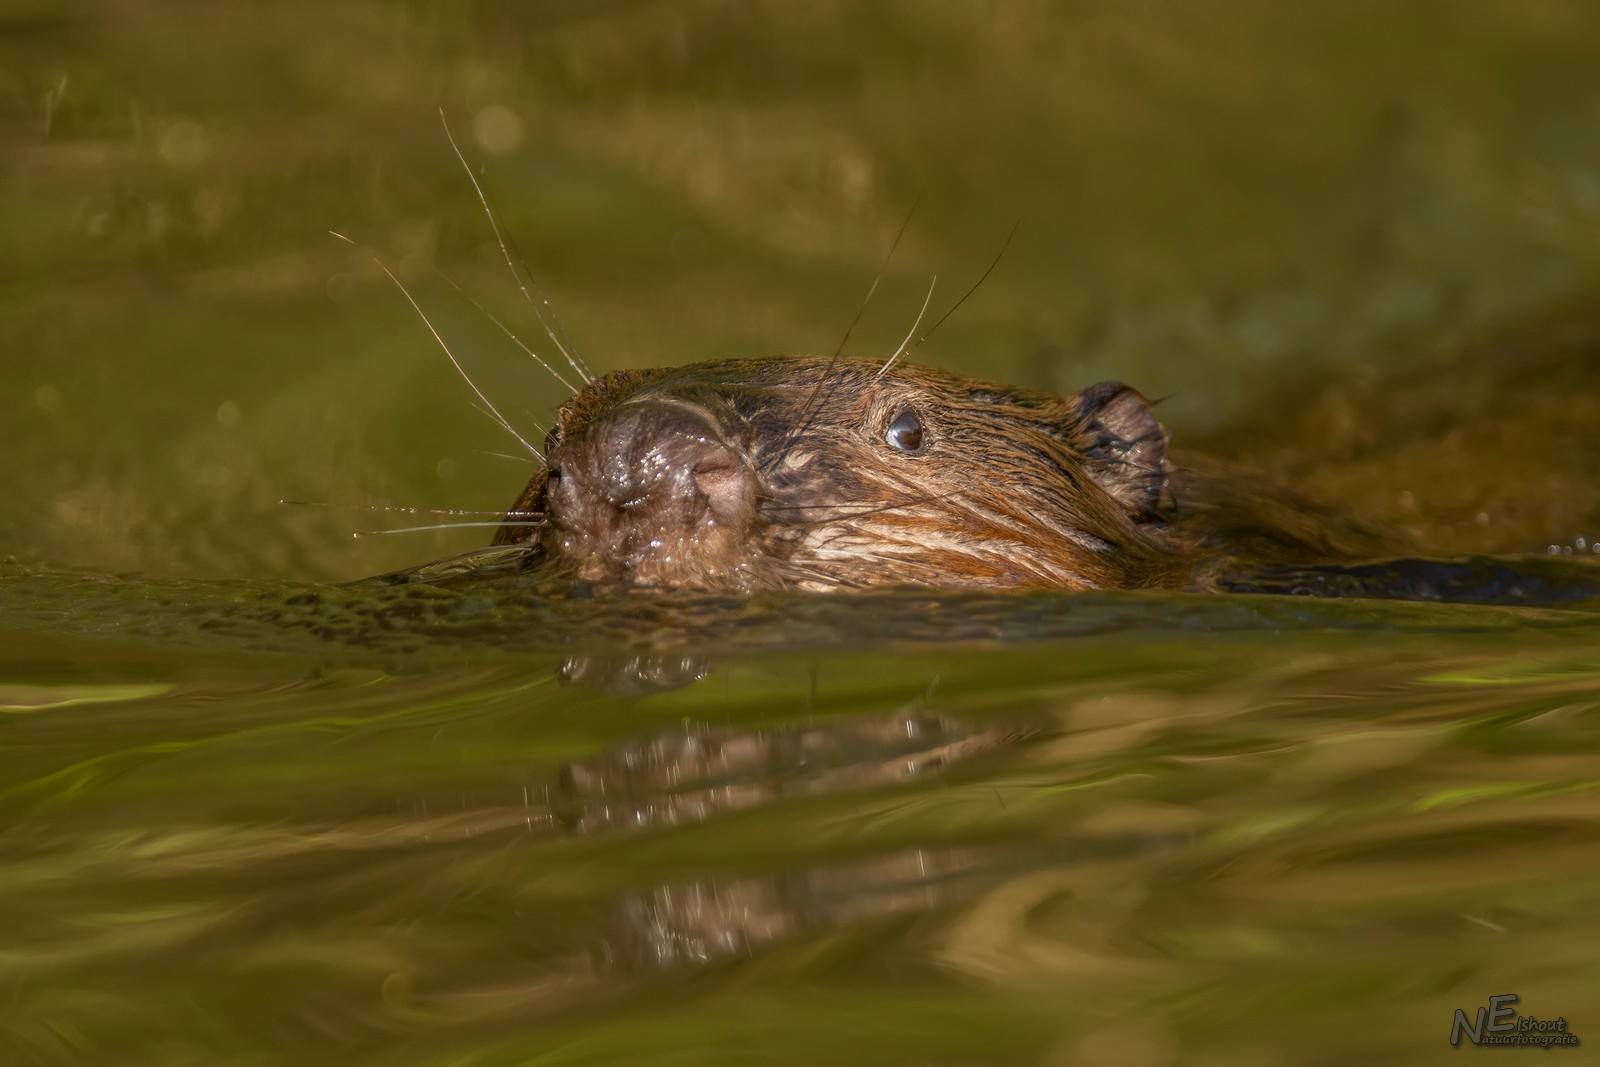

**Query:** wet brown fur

left=495, top=356, right=1392, bottom=593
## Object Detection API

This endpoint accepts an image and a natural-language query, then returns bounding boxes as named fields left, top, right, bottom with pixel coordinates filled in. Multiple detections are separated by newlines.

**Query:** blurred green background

left=8, top=9, right=1600, bottom=1065
left=7, top=0, right=1600, bottom=578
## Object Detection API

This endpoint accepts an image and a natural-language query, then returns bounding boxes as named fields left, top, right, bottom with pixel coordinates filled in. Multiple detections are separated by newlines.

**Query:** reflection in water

left=605, top=847, right=998, bottom=970
left=2, top=629, right=1598, bottom=1062
left=552, top=710, right=1036, bottom=968
left=554, top=711, right=1031, bottom=834
left=601, top=830, right=1206, bottom=974
left=558, top=654, right=711, bottom=694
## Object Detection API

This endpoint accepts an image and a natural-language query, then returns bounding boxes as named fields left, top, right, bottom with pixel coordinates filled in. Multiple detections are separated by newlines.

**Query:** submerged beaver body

left=492, top=356, right=1392, bottom=593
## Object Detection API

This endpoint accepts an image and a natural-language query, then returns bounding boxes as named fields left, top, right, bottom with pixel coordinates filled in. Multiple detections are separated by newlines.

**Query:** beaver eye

left=884, top=408, right=926, bottom=454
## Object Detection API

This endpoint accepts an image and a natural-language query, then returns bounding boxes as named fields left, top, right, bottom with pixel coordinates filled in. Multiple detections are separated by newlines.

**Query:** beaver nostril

left=547, top=398, right=755, bottom=536
left=692, top=461, right=751, bottom=521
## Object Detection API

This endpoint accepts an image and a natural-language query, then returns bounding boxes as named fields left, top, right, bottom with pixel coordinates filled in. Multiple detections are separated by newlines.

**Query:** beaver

left=487, top=355, right=1397, bottom=594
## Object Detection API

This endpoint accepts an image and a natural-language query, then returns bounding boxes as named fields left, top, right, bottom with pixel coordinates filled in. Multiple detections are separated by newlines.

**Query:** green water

left=5, top=575, right=1600, bottom=1064
left=7, top=2, right=1600, bottom=1063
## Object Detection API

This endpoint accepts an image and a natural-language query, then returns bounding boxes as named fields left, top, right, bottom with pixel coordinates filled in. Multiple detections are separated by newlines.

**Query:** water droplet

left=472, top=104, right=524, bottom=156
left=215, top=400, right=241, bottom=428
left=157, top=118, right=209, bottom=171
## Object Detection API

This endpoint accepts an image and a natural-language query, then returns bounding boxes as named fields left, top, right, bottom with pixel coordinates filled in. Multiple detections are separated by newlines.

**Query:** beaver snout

left=544, top=398, right=757, bottom=585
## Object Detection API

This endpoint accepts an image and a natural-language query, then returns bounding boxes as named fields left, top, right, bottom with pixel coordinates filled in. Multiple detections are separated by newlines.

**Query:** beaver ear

left=1071, top=381, right=1169, bottom=519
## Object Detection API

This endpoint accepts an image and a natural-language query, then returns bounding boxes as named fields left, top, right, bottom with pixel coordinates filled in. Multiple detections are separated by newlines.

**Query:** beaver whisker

left=898, top=217, right=1020, bottom=363
left=761, top=195, right=922, bottom=476
left=330, top=231, right=543, bottom=461
left=479, top=449, right=539, bottom=465
left=876, top=274, right=938, bottom=379
left=768, top=561, right=856, bottom=590
left=760, top=489, right=958, bottom=525
left=761, top=503, right=937, bottom=526
left=818, top=529, right=1091, bottom=588
left=439, top=109, right=594, bottom=386
left=760, top=502, right=865, bottom=513
left=353, top=520, right=545, bottom=538
left=281, top=499, right=545, bottom=519
left=798, top=469, right=1127, bottom=581
left=435, top=270, right=580, bottom=395
left=798, top=538, right=990, bottom=587
left=778, top=508, right=924, bottom=529
left=499, top=221, right=595, bottom=382
left=469, top=402, right=545, bottom=463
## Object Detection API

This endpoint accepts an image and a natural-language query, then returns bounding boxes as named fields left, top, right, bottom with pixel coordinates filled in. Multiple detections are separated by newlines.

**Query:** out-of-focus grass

left=6, top=0, right=1600, bottom=580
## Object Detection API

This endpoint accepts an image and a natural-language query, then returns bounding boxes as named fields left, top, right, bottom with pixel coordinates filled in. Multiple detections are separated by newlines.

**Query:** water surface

left=4, top=566, right=1600, bottom=1063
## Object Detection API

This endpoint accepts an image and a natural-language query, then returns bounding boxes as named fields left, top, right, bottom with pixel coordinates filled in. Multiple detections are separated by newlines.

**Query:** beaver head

left=495, top=356, right=1183, bottom=592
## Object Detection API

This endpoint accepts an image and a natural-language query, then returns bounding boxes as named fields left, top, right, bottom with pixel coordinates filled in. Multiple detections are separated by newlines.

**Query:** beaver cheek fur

left=540, top=397, right=765, bottom=589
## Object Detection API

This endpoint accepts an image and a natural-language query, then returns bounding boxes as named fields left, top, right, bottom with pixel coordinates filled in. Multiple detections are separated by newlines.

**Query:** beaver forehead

left=660, top=356, right=1047, bottom=400
left=545, top=357, right=1092, bottom=500
left=561, top=357, right=1061, bottom=427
